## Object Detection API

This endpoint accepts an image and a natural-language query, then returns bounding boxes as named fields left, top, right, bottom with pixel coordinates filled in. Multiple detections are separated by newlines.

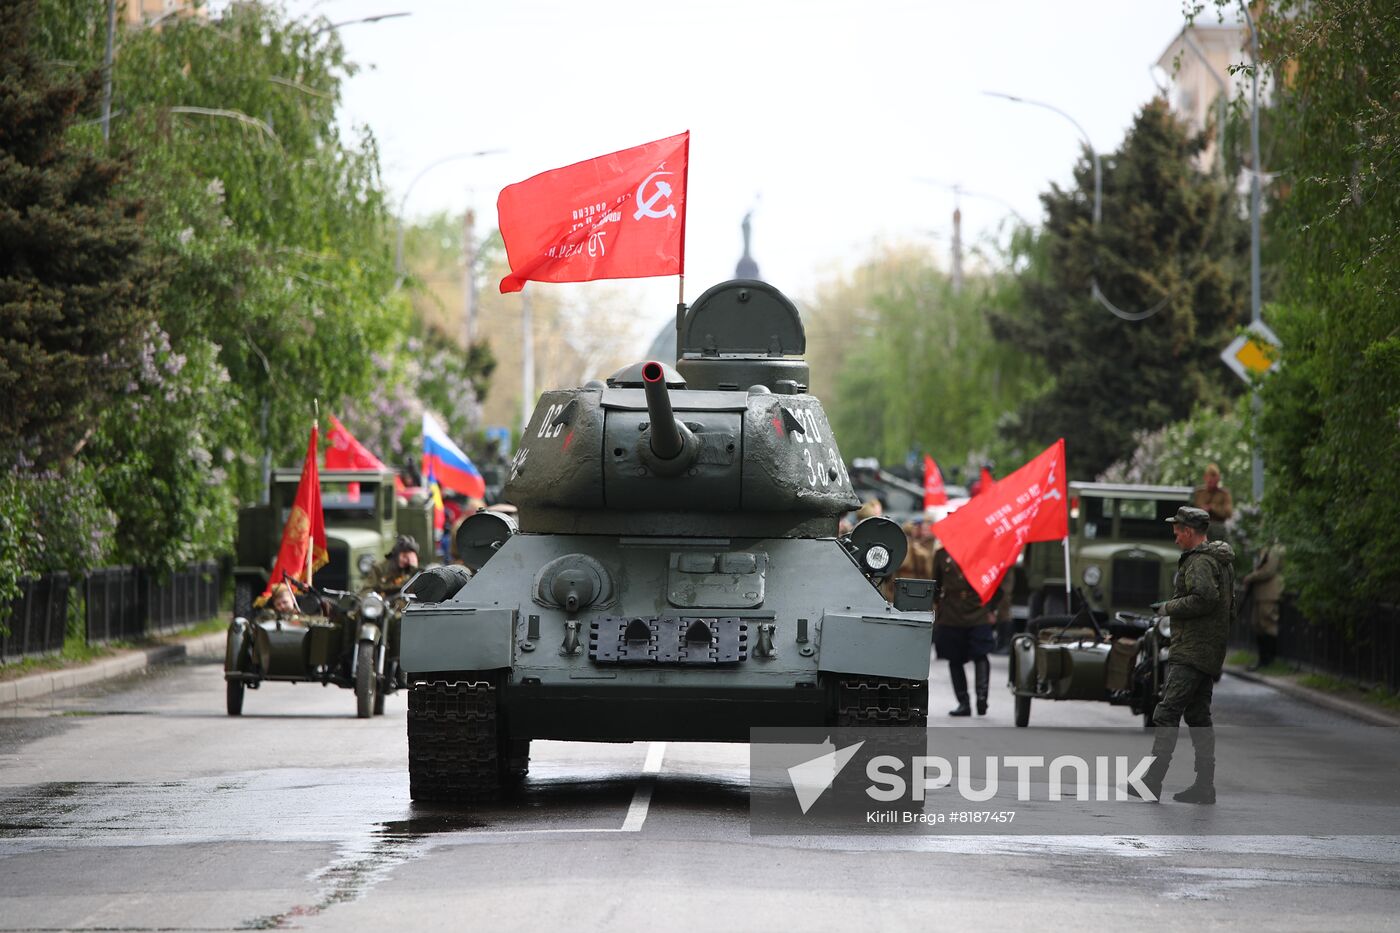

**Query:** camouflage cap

left=1166, top=506, right=1211, bottom=531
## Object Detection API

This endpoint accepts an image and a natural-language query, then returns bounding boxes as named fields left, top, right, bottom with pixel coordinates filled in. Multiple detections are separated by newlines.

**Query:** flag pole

left=309, top=400, right=319, bottom=587
left=1061, top=535, right=1072, bottom=611
left=675, top=274, right=685, bottom=361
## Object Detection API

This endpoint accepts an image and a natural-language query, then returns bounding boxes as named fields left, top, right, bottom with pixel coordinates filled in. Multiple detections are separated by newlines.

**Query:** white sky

left=258, top=0, right=1200, bottom=346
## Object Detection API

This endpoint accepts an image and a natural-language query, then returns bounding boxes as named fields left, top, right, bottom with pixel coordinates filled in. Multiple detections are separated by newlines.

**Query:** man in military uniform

left=1130, top=506, right=1235, bottom=804
left=362, top=534, right=419, bottom=597
left=1192, top=463, right=1234, bottom=541
left=932, top=546, right=1000, bottom=717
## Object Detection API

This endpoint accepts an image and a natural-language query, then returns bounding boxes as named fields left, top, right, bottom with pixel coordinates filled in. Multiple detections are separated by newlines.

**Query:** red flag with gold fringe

left=257, top=423, right=329, bottom=605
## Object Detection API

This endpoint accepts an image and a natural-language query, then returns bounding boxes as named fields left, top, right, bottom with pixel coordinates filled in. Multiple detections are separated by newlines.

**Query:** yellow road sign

left=1221, top=323, right=1281, bottom=383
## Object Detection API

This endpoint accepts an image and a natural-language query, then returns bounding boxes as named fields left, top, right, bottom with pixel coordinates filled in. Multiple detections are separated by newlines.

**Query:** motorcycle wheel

left=356, top=642, right=377, bottom=720
left=226, top=679, right=244, bottom=717
left=373, top=677, right=386, bottom=716
left=1014, top=694, right=1031, bottom=728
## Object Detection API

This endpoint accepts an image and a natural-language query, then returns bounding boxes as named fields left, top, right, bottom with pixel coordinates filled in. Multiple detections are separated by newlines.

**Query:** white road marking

left=619, top=741, right=667, bottom=832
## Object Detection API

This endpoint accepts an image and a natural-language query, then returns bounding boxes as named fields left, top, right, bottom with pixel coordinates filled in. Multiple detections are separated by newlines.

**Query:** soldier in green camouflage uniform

left=361, top=534, right=419, bottom=597
left=1130, top=506, right=1235, bottom=804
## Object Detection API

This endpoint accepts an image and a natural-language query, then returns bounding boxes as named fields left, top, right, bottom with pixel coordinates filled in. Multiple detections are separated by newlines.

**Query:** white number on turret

left=536, top=403, right=566, bottom=439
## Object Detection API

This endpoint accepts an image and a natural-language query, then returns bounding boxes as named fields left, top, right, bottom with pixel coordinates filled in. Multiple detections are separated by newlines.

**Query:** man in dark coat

left=932, top=546, right=1000, bottom=717
left=1130, top=506, right=1235, bottom=804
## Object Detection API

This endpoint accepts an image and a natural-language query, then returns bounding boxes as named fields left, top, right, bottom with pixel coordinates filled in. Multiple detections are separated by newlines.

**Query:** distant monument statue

left=735, top=210, right=761, bottom=280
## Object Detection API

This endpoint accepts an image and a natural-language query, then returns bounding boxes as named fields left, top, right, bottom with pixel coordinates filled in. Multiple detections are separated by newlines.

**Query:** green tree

left=803, top=243, right=1045, bottom=474
left=28, top=1, right=414, bottom=572
left=1245, top=1, right=1400, bottom=622
left=993, top=99, right=1249, bottom=479
left=0, top=0, right=156, bottom=470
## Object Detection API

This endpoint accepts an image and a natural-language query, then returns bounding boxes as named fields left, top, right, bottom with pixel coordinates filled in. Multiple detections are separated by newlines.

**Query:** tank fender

left=1010, top=633, right=1037, bottom=693
left=225, top=618, right=250, bottom=677
left=817, top=610, right=933, bottom=682
left=401, top=606, right=516, bottom=674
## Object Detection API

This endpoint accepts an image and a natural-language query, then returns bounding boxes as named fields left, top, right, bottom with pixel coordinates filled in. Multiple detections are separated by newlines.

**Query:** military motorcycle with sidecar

left=224, top=579, right=409, bottom=719
left=1007, top=590, right=1171, bottom=728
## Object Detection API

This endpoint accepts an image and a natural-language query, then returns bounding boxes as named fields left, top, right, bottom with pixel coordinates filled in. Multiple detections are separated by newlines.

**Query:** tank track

left=407, top=678, right=500, bottom=802
left=835, top=676, right=929, bottom=727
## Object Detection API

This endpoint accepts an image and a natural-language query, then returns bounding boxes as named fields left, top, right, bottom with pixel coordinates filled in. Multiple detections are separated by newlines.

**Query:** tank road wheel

left=355, top=642, right=378, bottom=720
left=407, top=678, right=501, bottom=803
left=1014, top=694, right=1031, bottom=728
left=226, top=679, right=245, bottom=717
left=501, top=737, right=531, bottom=783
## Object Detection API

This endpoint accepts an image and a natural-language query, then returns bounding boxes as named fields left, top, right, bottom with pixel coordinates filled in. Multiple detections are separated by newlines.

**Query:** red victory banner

left=922, top=454, right=948, bottom=508
left=325, top=413, right=405, bottom=495
left=258, top=423, right=329, bottom=606
left=931, top=439, right=1068, bottom=602
left=497, top=131, right=689, bottom=293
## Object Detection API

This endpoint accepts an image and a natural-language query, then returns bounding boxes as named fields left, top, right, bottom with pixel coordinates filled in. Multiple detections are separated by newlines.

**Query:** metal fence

left=85, top=563, right=222, bottom=646
left=144, top=561, right=221, bottom=635
left=1230, top=596, right=1400, bottom=693
left=0, top=573, right=72, bottom=663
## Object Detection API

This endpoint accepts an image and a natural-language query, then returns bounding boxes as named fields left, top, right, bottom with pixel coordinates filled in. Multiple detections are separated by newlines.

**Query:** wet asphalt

left=1, top=648, right=1398, bottom=932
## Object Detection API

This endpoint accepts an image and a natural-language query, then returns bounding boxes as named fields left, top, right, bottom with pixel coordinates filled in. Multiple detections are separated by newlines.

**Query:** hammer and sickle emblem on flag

left=633, top=170, right=676, bottom=221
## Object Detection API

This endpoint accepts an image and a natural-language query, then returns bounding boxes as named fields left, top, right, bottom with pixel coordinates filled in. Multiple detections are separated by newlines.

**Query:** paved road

left=2, top=648, right=1398, bottom=932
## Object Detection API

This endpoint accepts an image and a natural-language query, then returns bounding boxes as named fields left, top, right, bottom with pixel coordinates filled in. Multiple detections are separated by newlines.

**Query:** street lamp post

left=1243, top=5, right=1265, bottom=501
left=393, top=149, right=506, bottom=288
left=984, top=91, right=1168, bottom=321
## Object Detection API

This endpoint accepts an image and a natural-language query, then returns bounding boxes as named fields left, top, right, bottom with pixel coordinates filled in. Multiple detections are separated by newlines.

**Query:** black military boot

left=974, top=657, right=990, bottom=716
left=948, top=662, right=971, bottom=717
left=1174, top=729, right=1216, bottom=804
left=1127, top=757, right=1169, bottom=802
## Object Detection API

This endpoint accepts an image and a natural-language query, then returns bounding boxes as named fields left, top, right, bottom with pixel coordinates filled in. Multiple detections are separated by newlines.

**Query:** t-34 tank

left=400, top=280, right=935, bottom=802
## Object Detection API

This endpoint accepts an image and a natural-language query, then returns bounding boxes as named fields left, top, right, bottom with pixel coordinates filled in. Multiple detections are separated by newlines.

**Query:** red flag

left=258, top=423, right=329, bottom=605
left=931, top=439, right=1068, bottom=602
left=497, top=131, right=689, bottom=293
left=922, top=454, right=948, bottom=508
left=325, top=414, right=405, bottom=494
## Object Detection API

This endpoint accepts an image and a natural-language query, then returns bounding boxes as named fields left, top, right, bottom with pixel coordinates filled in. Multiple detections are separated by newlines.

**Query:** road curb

left=1225, top=665, right=1400, bottom=727
left=0, top=631, right=226, bottom=708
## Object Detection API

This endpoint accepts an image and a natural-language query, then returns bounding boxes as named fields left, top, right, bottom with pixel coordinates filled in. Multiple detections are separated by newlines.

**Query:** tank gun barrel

left=642, top=361, right=686, bottom=460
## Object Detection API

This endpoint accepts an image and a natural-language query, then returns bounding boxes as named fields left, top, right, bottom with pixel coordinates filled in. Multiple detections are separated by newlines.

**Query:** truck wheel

left=355, top=642, right=377, bottom=720
left=233, top=580, right=255, bottom=620
left=227, top=679, right=244, bottom=716
left=408, top=677, right=501, bottom=803
left=1014, top=694, right=1031, bottom=728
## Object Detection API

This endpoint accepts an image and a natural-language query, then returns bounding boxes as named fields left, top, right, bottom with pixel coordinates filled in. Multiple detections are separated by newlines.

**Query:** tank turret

left=505, top=280, right=858, bottom=537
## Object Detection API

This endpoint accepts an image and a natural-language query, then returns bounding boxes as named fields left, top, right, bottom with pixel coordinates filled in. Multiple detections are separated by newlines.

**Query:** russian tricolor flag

left=422, top=412, right=486, bottom=500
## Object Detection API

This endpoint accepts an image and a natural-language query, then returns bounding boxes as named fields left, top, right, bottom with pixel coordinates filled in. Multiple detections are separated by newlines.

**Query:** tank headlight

left=361, top=594, right=385, bottom=620
left=1082, top=565, right=1102, bottom=586
left=357, top=554, right=375, bottom=575
left=865, top=545, right=891, bottom=571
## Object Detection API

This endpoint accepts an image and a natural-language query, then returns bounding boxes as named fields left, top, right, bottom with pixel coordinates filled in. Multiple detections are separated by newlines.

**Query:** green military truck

left=1022, top=482, right=1194, bottom=621
left=233, top=468, right=434, bottom=618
